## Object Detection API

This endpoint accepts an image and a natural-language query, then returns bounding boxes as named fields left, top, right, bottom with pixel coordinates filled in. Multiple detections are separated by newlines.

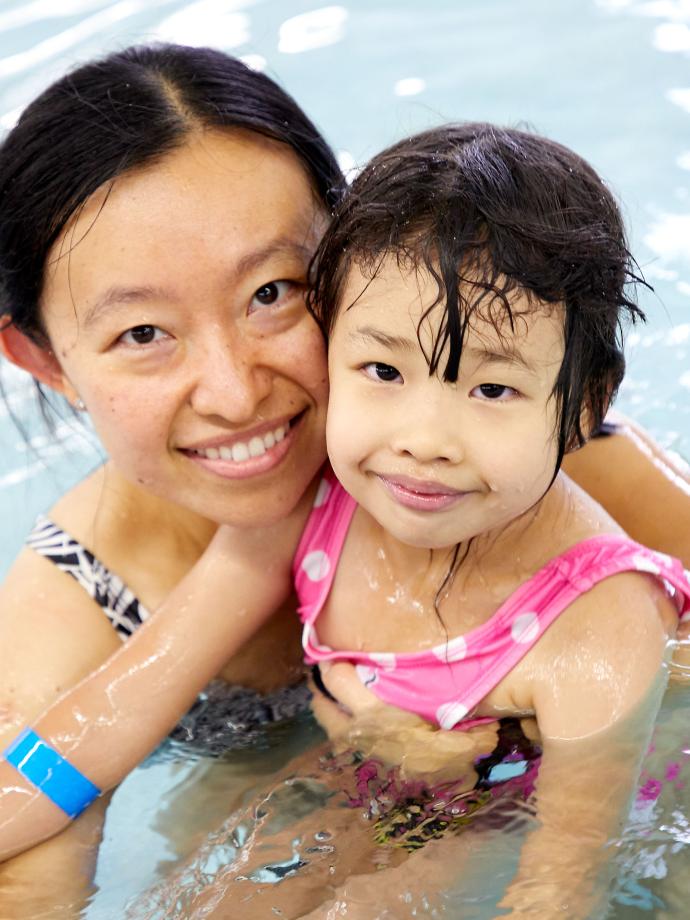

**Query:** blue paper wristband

left=2, top=728, right=101, bottom=819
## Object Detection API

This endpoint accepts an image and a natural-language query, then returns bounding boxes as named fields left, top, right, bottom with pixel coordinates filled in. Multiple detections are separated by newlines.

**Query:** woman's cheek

left=85, top=384, right=170, bottom=468
left=283, top=318, right=329, bottom=398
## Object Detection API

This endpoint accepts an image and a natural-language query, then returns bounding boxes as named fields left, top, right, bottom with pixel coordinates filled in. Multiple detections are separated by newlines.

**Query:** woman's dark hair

left=0, top=43, right=343, bottom=344
left=310, top=122, right=647, bottom=470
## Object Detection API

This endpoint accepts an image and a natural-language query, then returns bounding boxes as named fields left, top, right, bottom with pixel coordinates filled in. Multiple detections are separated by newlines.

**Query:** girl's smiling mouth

left=180, top=411, right=306, bottom=480
left=376, top=474, right=472, bottom=512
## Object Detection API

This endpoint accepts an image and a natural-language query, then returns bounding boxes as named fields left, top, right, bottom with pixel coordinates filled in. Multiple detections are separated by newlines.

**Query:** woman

left=0, top=43, right=687, bottom=870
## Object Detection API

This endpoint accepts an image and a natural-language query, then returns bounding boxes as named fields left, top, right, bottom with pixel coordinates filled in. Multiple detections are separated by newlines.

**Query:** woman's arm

left=0, top=508, right=307, bottom=861
left=563, top=413, right=690, bottom=566
left=0, top=796, right=110, bottom=920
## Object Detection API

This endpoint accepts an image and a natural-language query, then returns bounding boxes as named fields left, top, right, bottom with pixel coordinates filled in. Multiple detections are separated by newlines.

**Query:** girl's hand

left=313, top=662, right=498, bottom=780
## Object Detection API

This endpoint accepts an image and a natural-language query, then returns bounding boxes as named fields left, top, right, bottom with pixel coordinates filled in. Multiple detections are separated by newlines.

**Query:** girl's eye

left=362, top=362, right=403, bottom=383
left=250, top=280, right=300, bottom=311
left=118, top=325, right=168, bottom=346
left=472, top=383, right=518, bottom=401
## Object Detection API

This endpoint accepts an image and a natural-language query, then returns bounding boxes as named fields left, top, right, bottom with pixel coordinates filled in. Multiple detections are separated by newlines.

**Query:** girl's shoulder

left=532, top=473, right=683, bottom=635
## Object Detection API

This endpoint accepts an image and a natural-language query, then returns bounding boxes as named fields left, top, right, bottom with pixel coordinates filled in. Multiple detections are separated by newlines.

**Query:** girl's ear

left=0, top=317, right=74, bottom=399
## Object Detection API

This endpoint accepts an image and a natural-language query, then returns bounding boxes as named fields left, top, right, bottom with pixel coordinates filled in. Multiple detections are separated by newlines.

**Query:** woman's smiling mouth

left=181, top=412, right=305, bottom=479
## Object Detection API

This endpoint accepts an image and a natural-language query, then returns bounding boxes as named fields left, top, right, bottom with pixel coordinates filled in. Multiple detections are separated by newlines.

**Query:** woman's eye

left=362, top=362, right=403, bottom=383
left=118, top=325, right=168, bottom=346
left=472, top=383, right=517, bottom=401
left=250, top=280, right=300, bottom=311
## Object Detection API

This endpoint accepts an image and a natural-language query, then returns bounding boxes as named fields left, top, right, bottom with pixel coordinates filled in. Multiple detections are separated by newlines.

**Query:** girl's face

left=40, top=131, right=329, bottom=526
left=326, top=257, right=565, bottom=549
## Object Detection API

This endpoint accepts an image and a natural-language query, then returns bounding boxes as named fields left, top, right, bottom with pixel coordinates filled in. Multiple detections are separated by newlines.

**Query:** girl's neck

left=360, top=473, right=571, bottom=588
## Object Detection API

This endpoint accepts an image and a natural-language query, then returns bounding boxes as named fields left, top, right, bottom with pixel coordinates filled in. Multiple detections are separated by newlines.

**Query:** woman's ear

left=0, top=316, right=73, bottom=398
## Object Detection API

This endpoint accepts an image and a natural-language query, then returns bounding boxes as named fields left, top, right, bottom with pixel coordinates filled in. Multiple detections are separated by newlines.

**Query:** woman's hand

left=205, top=476, right=317, bottom=606
left=313, top=661, right=497, bottom=780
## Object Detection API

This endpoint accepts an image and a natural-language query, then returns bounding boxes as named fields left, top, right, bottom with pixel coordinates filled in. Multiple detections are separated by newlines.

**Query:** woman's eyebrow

left=231, top=239, right=313, bottom=279
left=83, top=285, right=172, bottom=328
left=83, top=240, right=313, bottom=328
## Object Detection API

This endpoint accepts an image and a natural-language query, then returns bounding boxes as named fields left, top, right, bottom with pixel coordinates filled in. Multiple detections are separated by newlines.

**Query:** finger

left=319, top=662, right=380, bottom=715
left=309, top=685, right=354, bottom=739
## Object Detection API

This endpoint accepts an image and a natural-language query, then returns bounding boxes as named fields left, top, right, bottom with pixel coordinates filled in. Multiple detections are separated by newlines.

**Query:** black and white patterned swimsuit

left=27, top=516, right=149, bottom=639
left=26, top=516, right=311, bottom=755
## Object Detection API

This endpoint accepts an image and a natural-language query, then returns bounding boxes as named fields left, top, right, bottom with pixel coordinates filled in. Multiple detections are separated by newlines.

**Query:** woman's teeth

left=192, top=424, right=287, bottom=461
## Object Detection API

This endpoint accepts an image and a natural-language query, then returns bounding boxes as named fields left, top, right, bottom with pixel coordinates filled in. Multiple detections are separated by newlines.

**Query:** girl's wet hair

left=310, top=123, right=647, bottom=468
left=0, top=43, right=343, bottom=346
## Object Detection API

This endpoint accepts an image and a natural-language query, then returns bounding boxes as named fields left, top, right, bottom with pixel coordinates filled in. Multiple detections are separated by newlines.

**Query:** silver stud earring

left=74, top=398, right=86, bottom=412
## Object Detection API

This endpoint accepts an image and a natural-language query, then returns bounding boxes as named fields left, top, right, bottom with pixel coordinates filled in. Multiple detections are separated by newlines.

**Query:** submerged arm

left=498, top=572, right=674, bottom=918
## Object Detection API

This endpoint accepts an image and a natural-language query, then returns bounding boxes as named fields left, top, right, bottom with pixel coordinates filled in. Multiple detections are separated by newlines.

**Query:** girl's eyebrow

left=349, top=326, right=417, bottom=352
left=349, top=327, right=537, bottom=373
left=465, top=344, right=536, bottom=373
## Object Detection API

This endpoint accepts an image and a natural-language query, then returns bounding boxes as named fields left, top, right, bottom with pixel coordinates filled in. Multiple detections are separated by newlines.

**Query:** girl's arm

left=496, top=570, right=674, bottom=918
left=306, top=572, right=675, bottom=918
left=0, top=510, right=307, bottom=862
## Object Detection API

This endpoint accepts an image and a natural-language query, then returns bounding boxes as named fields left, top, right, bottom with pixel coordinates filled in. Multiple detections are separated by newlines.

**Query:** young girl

left=288, top=123, right=690, bottom=915
left=297, top=122, right=689, bottom=734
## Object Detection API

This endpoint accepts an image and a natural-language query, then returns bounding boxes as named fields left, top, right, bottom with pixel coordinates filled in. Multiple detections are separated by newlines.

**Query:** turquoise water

left=0, top=0, right=689, bottom=916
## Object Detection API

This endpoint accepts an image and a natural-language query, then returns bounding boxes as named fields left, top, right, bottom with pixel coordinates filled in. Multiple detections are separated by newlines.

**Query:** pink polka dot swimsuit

left=294, top=468, right=690, bottom=731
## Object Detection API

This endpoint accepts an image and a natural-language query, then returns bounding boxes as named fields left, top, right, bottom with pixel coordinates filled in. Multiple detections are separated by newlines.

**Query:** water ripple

left=0, top=0, right=176, bottom=79
left=278, top=6, right=348, bottom=54
left=154, top=0, right=255, bottom=48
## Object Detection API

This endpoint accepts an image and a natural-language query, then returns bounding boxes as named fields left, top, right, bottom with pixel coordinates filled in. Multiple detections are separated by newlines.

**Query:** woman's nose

left=188, top=335, right=272, bottom=422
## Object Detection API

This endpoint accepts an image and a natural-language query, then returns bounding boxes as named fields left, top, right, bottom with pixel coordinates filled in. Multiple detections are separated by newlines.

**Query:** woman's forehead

left=41, top=132, right=325, bottom=314
left=57, top=131, right=320, bottom=245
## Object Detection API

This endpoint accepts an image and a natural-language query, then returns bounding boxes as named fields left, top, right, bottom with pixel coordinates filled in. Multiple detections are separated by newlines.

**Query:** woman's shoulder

left=47, top=462, right=112, bottom=542
left=37, top=462, right=211, bottom=611
left=0, top=540, right=123, bottom=737
left=550, top=471, right=626, bottom=544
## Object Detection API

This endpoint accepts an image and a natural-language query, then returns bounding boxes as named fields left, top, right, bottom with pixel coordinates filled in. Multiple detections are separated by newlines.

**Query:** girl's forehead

left=336, top=256, right=565, bottom=370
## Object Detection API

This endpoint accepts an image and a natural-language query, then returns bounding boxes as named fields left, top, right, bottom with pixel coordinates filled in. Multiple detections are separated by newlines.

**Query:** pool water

left=0, top=0, right=689, bottom=916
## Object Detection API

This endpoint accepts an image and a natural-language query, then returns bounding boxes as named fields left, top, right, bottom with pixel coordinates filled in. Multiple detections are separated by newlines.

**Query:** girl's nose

left=189, top=336, right=272, bottom=423
left=391, top=407, right=464, bottom=465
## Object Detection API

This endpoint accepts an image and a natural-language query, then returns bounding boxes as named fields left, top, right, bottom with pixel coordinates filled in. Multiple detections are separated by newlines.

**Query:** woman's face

left=40, top=131, right=329, bottom=526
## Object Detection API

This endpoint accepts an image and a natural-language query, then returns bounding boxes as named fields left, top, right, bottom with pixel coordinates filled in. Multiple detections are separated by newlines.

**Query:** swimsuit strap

left=26, top=515, right=149, bottom=639
left=293, top=467, right=357, bottom=630
left=294, top=475, right=690, bottom=731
